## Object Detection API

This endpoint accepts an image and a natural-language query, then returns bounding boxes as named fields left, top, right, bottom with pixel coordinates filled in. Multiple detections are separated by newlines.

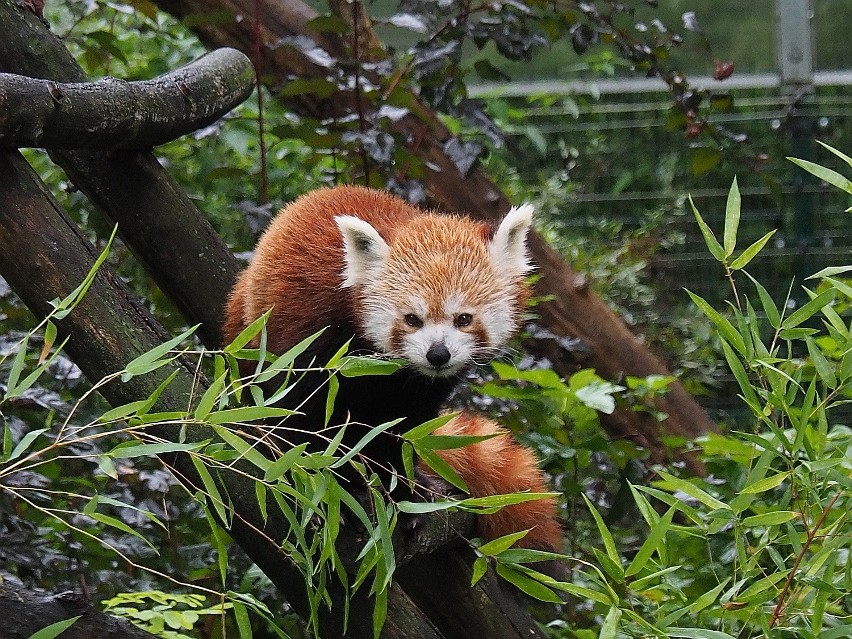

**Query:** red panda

left=223, top=185, right=562, bottom=552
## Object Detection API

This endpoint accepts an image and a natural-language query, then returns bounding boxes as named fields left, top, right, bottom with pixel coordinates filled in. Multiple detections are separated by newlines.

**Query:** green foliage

left=102, top=592, right=231, bottom=639
left=556, top=151, right=852, bottom=638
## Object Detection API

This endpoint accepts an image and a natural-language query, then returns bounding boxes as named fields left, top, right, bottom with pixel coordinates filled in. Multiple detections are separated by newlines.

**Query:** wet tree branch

left=0, top=48, right=254, bottom=149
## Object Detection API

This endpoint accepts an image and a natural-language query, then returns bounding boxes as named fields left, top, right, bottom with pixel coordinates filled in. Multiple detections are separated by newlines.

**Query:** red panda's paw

left=416, top=412, right=563, bottom=554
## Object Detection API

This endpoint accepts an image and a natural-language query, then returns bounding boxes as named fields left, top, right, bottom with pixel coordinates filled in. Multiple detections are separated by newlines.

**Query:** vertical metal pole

left=776, top=0, right=814, bottom=87
left=776, top=0, right=815, bottom=280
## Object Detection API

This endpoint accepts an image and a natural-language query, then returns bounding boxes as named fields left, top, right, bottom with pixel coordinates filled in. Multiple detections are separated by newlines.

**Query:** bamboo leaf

left=583, top=494, right=620, bottom=566
left=723, top=176, right=741, bottom=257
left=600, top=606, right=622, bottom=639
left=495, top=564, right=561, bottom=603
left=624, top=507, right=675, bottom=577
left=806, top=336, right=838, bottom=388
left=400, top=412, right=458, bottom=441
left=121, top=324, right=199, bottom=381
left=781, top=288, right=835, bottom=330
left=739, top=471, right=790, bottom=494
left=223, top=309, right=272, bottom=353
left=689, top=195, right=725, bottom=262
left=730, top=230, right=776, bottom=270
left=477, top=530, right=529, bottom=556
left=742, top=511, right=799, bottom=527
left=27, top=616, right=82, bottom=639
left=816, top=139, right=852, bottom=169
left=788, top=157, right=852, bottom=193
left=655, top=470, right=730, bottom=511
left=687, top=290, right=747, bottom=356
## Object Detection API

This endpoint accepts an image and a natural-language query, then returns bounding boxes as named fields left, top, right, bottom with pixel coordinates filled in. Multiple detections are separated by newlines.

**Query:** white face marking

left=402, top=321, right=475, bottom=377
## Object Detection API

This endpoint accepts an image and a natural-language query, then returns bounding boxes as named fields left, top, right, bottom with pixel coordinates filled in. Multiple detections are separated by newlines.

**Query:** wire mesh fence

left=493, top=81, right=852, bottom=422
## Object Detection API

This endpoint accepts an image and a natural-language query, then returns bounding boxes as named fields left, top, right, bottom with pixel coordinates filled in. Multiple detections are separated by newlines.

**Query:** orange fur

left=224, top=185, right=561, bottom=551
left=419, top=413, right=562, bottom=552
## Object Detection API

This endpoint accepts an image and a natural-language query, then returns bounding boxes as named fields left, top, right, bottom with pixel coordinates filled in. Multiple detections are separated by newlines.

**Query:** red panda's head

left=335, top=205, right=533, bottom=377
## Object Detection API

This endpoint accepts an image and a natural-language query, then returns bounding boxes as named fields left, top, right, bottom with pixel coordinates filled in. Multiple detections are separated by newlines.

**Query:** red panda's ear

left=335, top=215, right=390, bottom=288
left=489, top=203, right=533, bottom=277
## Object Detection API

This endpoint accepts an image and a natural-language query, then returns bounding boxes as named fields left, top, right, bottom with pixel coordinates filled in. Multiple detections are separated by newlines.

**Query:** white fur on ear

left=335, top=215, right=390, bottom=288
left=489, top=203, right=533, bottom=276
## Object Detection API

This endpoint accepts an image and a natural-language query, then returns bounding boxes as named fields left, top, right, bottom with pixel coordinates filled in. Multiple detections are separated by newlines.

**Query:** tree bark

left=152, top=0, right=716, bottom=470
left=0, top=582, right=159, bottom=639
left=0, top=0, right=239, bottom=349
left=0, top=47, right=254, bottom=150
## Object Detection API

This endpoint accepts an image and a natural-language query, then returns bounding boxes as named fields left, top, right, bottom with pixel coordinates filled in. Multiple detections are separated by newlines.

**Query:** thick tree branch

left=0, top=1, right=239, bottom=348
left=0, top=48, right=254, bottom=149
left=0, top=582, right=158, bottom=639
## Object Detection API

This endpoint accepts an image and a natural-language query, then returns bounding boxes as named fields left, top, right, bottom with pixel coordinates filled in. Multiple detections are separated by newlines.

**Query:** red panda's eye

left=404, top=314, right=423, bottom=328
left=455, top=313, right=473, bottom=327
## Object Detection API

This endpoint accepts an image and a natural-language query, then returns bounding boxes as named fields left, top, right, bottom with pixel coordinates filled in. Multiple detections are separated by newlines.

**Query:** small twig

left=768, top=489, right=842, bottom=627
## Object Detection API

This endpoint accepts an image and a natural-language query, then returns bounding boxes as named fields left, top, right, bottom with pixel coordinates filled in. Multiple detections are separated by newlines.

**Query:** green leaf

left=723, top=176, right=741, bottom=257
left=495, top=564, right=561, bottom=603
left=26, top=616, right=82, bottom=639
left=575, top=381, right=622, bottom=414
left=4, top=334, right=29, bottom=398
left=742, top=511, right=799, bottom=527
left=582, top=494, right=620, bottom=566
left=192, top=459, right=229, bottom=525
left=739, top=471, right=790, bottom=494
left=624, top=507, right=675, bottom=577
left=471, top=556, right=488, bottom=586
left=253, top=329, right=325, bottom=384
left=806, top=336, right=838, bottom=388
left=108, top=441, right=206, bottom=458
left=414, top=445, right=468, bottom=492
left=477, top=530, right=529, bottom=556
left=4, top=428, right=48, bottom=463
left=264, top=443, right=308, bottom=481
left=788, top=157, right=852, bottom=194
left=195, top=372, right=227, bottom=421
left=331, top=418, right=403, bottom=468
left=121, top=324, right=199, bottom=381
left=324, top=375, right=338, bottom=427
left=2, top=421, right=13, bottom=462
left=730, top=230, right=775, bottom=270
left=744, top=272, right=781, bottom=329
left=655, top=471, right=730, bottom=511
left=211, top=424, right=270, bottom=470
left=686, top=290, right=747, bottom=356
left=666, top=629, right=737, bottom=639
left=719, top=339, right=759, bottom=410
left=337, top=356, right=403, bottom=377
left=51, top=225, right=117, bottom=317
left=400, top=412, right=457, bottom=441
left=600, top=606, right=622, bottom=639
left=689, top=195, right=725, bottom=261
left=816, top=139, right=852, bottom=169
left=459, top=492, right=558, bottom=512
left=233, top=602, right=252, bottom=639
left=89, top=512, right=158, bottom=553
left=223, top=310, right=272, bottom=353
left=205, top=406, right=298, bottom=425
left=782, top=288, right=836, bottom=330
left=808, top=265, right=852, bottom=280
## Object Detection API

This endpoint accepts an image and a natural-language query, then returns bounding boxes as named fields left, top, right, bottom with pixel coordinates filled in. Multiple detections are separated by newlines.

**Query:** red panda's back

left=224, top=186, right=421, bottom=353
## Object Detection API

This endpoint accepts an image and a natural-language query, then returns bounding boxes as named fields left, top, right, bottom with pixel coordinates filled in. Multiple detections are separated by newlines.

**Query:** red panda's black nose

left=426, top=342, right=451, bottom=368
